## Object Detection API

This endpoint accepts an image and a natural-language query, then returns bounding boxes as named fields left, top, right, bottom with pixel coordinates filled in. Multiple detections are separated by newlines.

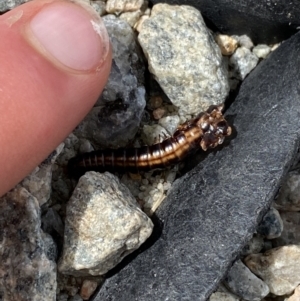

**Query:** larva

left=68, top=104, right=231, bottom=176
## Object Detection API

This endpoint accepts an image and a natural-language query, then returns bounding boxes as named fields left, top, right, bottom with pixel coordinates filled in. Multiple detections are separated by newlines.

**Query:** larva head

left=196, top=104, right=232, bottom=151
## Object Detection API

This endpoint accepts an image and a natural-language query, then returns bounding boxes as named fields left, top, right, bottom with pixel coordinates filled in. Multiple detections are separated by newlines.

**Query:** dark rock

left=94, top=31, right=300, bottom=301
left=223, top=259, right=269, bottom=301
left=42, top=208, right=65, bottom=237
left=151, top=0, right=300, bottom=44
left=257, top=207, right=283, bottom=239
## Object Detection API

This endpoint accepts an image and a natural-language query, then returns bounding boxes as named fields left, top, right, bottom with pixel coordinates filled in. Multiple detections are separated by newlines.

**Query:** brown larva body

left=68, top=105, right=232, bottom=176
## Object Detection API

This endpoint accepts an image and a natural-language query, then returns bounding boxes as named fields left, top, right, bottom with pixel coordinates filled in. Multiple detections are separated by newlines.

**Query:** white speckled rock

left=224, top=259, right=269, bottom=301
left=138, top=4, right=229, bottom=116
left=245, top=245, right=300, bottom=295
left=106, top=0, right=144, bottom=14
left=274, top=171, right=300, bottom=211
left=58, top=172, right=153, bottom=276
left=0, top=187, right=57, bottom=301
left=230, top=46, right=259, bottom=80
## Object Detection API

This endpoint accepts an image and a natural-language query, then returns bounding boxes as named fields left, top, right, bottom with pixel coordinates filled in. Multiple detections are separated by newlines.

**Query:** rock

left=58, top=172, right=153, bottom=276
left=57, top=293, right=69, bottom=301
left=69, top=295, right=83, bottom=301
left=224, top=259, right=269, bottom=301
left=80, top=279, right=99, bottom=300
left=42, top=232, right=58, bottom=262
left=252, top=44, right=271, bottom=59
left=150, top=0, right=300, bottom=44
left=95, top=31, right=300, bottom=301
left=257, top=207, right=283, bottom=239
left=209, top=292, right=240, bottom=301
left=273, top=211, right=300, bottom=247
left=240, top=234, right=264, bottom=256
left=235, top=35, right=254, bottom=49
left=158, top=115, right=180, bottom=135
left=245, top=245, right=300, bottom=295
left=0, top=187, right=56, bottom=301
left=51, top=133, right=80, bottom=204
left=229, top=46, right=259, bottom=80
left=90, top=0, right=106, bottom=16
left=119, top=10, right=142, bottom=27
left=0, top=0, right=25, bottom=11
left=74, top=16, right=146, bottom=148
left=274, top=171, right=300, bottom=211
left=286, top=285, right=300, bottom=301
left=19, top=143, right=64, bottom=206
left=42, top=207, right=65, bottom=237
left=141, top=124, right=169, bottom=145
left=138, top=3, right=229, bottom=116
left=215, top=34, right=238, bottom=55
left=106, top=0, right=144, bottom=14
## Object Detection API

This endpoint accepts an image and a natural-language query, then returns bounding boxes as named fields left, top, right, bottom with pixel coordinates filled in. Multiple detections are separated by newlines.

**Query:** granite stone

left=150, top=0, right=300, bottom=44
left=94, top=31, right=300, bottom=301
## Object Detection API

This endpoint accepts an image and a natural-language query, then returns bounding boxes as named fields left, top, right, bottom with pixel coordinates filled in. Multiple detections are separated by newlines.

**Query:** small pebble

left=236, top=34, right=254, bottom=49
left=252, top=44, right=271, bottom=59
left=153, top=107, right=166, bottom=119
left=230, top=46, right=259, bottom=80
left=80, top=279, right=99, bottom=300
left=215, top=34, right=238, bottom=55
left=256, top=207, right=283, bottom=239
left=106, top=0, right=144, bottom=14
left=148, top=95, right=163, bottom=109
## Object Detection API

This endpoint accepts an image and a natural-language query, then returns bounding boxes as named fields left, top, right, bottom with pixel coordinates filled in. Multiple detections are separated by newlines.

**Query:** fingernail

left=29, top=1, right=109, bottom=71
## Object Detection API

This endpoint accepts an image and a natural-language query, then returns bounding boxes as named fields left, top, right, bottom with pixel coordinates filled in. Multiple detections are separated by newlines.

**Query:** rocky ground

left=1, top=0, right=300, bottom=301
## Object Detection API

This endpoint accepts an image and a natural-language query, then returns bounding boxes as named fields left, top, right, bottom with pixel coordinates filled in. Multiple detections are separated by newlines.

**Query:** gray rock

left=69, top=295, right=83, bottom=301
left=95, top=31, right=300, bottom=301
left=273, top=211, right=300, bottom=247
left=74, top=15, right=146, bottom=148
left=58, top=172, right=153, bottom=277
left=42, top=232, right=58, bottom=262
left=230, top=46, right=259, bottom=80
left=257, top=207, right=283, bottom=239
left=274, top=171, right=300, bottom=211
left=0, top=0, right=25, bottom=11
left=20, top=143, right=64, bottom=206
left=90, top=0, right=106, bottom=16
left=224, top=259, right=269, bottom=301
left=42, top=207, right=65, bottom=237
left=138, top=4, right=229, bottom=116
left=0, top=187, right=56, bottom=301
left=240, top=234, right=264, bottom=256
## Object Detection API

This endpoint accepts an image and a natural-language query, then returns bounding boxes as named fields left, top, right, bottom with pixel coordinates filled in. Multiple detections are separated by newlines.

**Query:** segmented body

left=68, top=105, right=232, bottom=176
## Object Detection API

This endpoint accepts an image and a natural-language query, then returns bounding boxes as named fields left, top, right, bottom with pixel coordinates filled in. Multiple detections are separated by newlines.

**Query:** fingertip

left=0, top=0, right=112, bottom=196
